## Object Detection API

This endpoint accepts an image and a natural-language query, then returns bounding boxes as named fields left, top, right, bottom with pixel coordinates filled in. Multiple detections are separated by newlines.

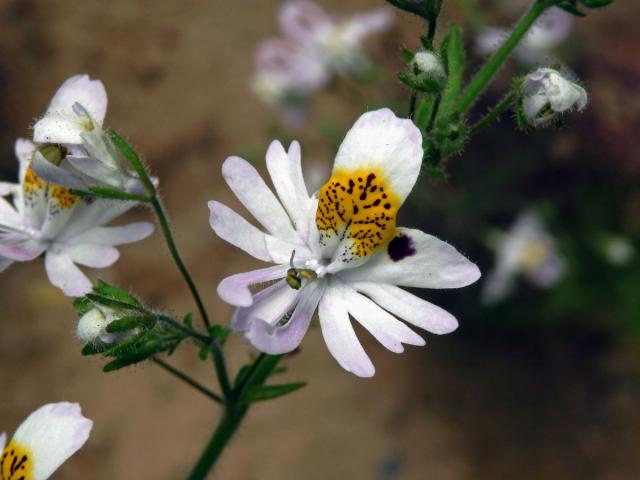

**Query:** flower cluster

left=251, top=0, right=392, bottom=122
left=209, top=108, right=480, bottom=377
left=0, top=75, right=153, bottom=296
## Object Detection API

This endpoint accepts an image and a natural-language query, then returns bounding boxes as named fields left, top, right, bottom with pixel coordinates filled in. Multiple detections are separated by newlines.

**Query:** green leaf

left=93, top=280, right=144, bottom=307
left=102, top=337, right=162, bottom=372
left=240, top=382, right=307, bottom=404
left=81, top=342, right=110, bottom=356
left=183, top=313, right=194, bottom=328
left=86, top=293, right=146, bottom=313
left=198, top=344, right=210, bottom=361
left=208, top=324, right=231, bottom=345
left=86, top=185, right=149, bottom=202
left=558, top=3, right=586, bottom=16
left=106, top=129, right=155, bottom=195
left=73, top=297, right=93, bottom=315
left=105, top=315, right=156, bottom=333
left=400, top=47, right=414, bottom=64
left=438, top=25, right=465, bottom=116
left=580, top=0, right=614, bottom=8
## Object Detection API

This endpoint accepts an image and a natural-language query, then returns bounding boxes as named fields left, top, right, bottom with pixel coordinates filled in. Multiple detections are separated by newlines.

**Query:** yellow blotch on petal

left=1, top=441, right=33, bottom=480
left=49, top=185, right=78, bottom=210
left=316, top=167, right=399, bottom=258
left=23, top=164, right=44, bottom=196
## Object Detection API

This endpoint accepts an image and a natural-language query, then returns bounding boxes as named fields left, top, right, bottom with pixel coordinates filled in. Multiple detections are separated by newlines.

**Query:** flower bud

left=521, top=68, right=587, bottom=126
left=76, top=307, right=116, bottom=344
left=412, top=51, right=446, bottom=81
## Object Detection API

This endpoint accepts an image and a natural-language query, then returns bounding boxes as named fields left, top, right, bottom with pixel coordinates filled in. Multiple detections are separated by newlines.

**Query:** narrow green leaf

left=438, top=25, right=465, bottom=116
left=198, top=344, right=210, bottom=361
left=183, top=312, right=194, bottom=328
left=73, top=297, right=93, bottom=315
left=105, top=315, right=156, bottom=333
left=558, top=3, right=586, bottom=16
left=81, top=342, right=109, bottom=356
left=208, top=325, right=231, bottom=345
left=94, top=280, right=144, bottom=308
left=580, top=0, right=613, bottom=8
left=400, top=47, right=414, bottom=64
left=86, top=293, right=146, bottom=313
left=103, top=337, right=162, bottom=372
left=241, top=382, right=307, bottom=404
left=106, top=129, right=155, bottom=195
left=87, top=185, right=150, bottom=202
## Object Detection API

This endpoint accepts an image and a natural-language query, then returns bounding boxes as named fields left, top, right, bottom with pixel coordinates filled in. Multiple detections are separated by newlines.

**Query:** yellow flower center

left=519, top=240, right=549, bottom=274
left=23, top=161, right=78, bottom=210
left=316, top=167, right=399, bottom=259
left=1, top=442, right=33, bottom=480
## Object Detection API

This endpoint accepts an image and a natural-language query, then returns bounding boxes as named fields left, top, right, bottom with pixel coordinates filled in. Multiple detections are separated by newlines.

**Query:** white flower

left=476, top=7, right=572, bottom=65
left=31, top=74, right=148, bottom=194
left=76, top=307, right=122, bottom=344
left=521, top=68, right=587, bottom=126
left=0, top=402, right=92, bottom=480
left=209, top=108, right=480, bottom=377
left=279, top=0, right=393, bottom=75
left=483, top=211, right=565, bottom=304
left=412, top=51, right=446, bottom=81
left=604, top=236, right=635, bottom=266
left=0, top=139, right=154, bottom=296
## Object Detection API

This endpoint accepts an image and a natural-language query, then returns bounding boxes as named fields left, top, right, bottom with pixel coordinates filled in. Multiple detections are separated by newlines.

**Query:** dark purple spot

left=388, top=234, right=416, bottom=262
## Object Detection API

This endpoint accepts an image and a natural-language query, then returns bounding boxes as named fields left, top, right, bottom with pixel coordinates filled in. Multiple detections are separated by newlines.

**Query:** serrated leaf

left=240, top=382, right=307, bottom=404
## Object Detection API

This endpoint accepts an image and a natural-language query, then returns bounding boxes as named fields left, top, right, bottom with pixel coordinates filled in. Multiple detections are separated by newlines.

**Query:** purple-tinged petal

left=217, top=264, right=289, bottom=307
left=44, top=249, right=92, bottom=297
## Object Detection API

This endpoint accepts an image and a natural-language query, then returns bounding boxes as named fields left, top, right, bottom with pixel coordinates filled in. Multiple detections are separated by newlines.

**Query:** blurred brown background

left=1, top=0, right=639, bottom=479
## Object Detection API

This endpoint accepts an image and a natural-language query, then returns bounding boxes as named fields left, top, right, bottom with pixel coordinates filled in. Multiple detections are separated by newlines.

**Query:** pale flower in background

left=279, top=0, right=393, bottom=76
left=0, top=402, right=92, bottom=480
left=476, top=7, right=572, bottom=65
left=209, top=108, right=480, bottom=377
left=31, top=74, right=148, bottom=194
left=604, top=236, right=635, bottom=266
left=521, top=67, right=587, bottom=126
left=0, top=139, right=153, bottom=296
left=483, top=211, right=565, bottom=304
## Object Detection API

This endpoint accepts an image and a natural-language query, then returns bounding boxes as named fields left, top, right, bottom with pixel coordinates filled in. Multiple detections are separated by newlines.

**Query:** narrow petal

left=63, top=244, right=120, bottom=268
left=352, top=282, right=458, bottom=335
left=221, top=156, right=297, bottom=239
left=8, top=402, right=92, bottom=480
left=340, top=228, right=481, bottom=289
left=31, top=152, right=88, bottom=190
left=0, top=432, right=5, bottom=452
left=318, top=279, right=375, bottom=377
left=44, top=249, right=92, bottom=297
left=230, top=280, right=299, bottom=331
left=217, top=264, right=289, bottom=307
left=208, top=200, right=270, bottom=262
left=344, top=286, right=425, bottom=353
left=332, top=108, right=423, bottom=204
left=246, top=281, right=324, bottom=354
left=265, top=140, right=312, bottom=237
left=71, top=222, right=154, bottom=246
left=341, top=9, right=393, bottom=46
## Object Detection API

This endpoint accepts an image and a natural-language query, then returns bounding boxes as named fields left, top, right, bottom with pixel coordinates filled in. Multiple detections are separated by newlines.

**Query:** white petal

left=332, top=108, right=423, bottom=204
left=340, top=227, right=481, bottom=289
left=352, top=282, right=458, bottom=335
left=44, top=249, right=92, bottom=297
left=71, top=222, right=154, bottom=246
left=481, top=265, right=515, bottom=305
left=33, top=74, right=107, bottom=144
left=265, top=140, right=312, bottom=238
left=63, top=244, right=119, bottom=268
left=10, top=402, right=92, bottom=480
left=340, top=9, right=393, bottom=46
left=318, top=279, right=375, bottom=377
left=221, top=156, right=297, bottom=239
left=208, top=200, right=270, bottom=262
left=344, top=286, right=424, bottom=353
left=230, top=280, right=299, bottom=331
left=246, top=281, right=324, bottom=354
left=278, top=0, right=331, bottom=43
left=217, top=264, right=289, bottom=307
left=31, top=152, right=88, bottom=190
left=58, top=199, right=137, bottom=241
left=0, top=432, right=6, bottom=452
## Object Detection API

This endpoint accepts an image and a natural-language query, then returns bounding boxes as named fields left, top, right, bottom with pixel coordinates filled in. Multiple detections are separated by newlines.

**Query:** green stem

left=186, top=406, right=248, bottom=480
left=210, top=341, right=232, bottom=401
left=150, top=197, right=211, bottom=330
left=425, top=0, right=443, bottom=47
left=157, top=314, right=211, bottom=343
left=455, top=0, right=556, bottom=113
left=153, top=357, right=223, bottom=404
left=408, top=91, right=417, bottom=119
left=469, top=92, right=517, bottom=136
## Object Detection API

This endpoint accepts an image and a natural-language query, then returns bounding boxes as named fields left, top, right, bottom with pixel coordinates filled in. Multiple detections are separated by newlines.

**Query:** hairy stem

left=455, top=0, right=556, bottom=113
left=469, top=92, right=517, bottom=136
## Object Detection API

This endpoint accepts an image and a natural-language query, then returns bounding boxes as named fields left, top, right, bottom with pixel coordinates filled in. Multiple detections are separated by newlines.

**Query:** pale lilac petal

left=11, top=402, right=92, bottom=480
left=344, top=286, right=424, bottom=353
left=246, top=281, right=324, bottom=354
left=278, top=0, right=331, bottom=43
left=341, top=9, right=393, bottom=46
left=208, top=200, right=270, bottom=262
left=217, top=264, right=289, bottom=307
left=481, top=265, right=514, bottom=305
left=71, top=222, right=154, bottom=246
left=319, top=279, right=375, bottom=377
left=340, top=228, right=481, bottom=289
left=32, top=152, right=88, bottom=190
left=352, top=282, right=458, bottom=335
left=332, top=108, right=423, bottom=204
left=64, top=244, right=120, bottom=268
left=265, top=140, right=312, bottom=237
left=230, top=280, right=299, bottom=331
left=221, top=156, right=297, bottom=239
left=45, top=249, right=92, bottom=297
